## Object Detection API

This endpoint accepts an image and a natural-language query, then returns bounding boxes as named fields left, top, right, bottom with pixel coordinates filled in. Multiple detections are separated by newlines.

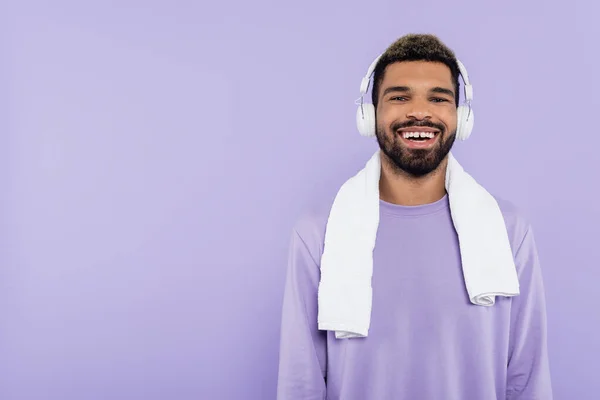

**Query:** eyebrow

left=382, top=86, right=410, bottom=96
left=382, top=86, right=455, bottom=98
left=430, top=87, right=455, bottom=98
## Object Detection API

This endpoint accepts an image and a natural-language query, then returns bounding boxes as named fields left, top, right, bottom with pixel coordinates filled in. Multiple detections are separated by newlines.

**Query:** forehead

left=380, top=61, right=454, bottom=89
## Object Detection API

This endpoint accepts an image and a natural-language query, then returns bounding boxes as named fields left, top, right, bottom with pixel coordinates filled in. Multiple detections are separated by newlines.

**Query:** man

left=277, top=34, right=552, bottom=399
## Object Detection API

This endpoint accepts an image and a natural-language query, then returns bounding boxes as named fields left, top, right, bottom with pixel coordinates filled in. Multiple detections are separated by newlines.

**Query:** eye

left=431, top=98, right=449, bottom=103
left=390, top=96, right=408, bottom=101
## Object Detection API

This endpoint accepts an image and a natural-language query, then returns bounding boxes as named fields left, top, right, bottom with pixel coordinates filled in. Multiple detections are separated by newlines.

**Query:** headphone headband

left=456, top=59, right=473, bottom=105
left=359, top=55, right=383, bottom=95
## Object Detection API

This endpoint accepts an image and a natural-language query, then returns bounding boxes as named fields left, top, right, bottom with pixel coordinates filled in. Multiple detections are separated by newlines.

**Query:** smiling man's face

left=375, top=60, right=458, bottom=178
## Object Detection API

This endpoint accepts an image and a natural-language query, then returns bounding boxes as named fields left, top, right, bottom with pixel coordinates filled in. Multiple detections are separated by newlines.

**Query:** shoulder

left=491, top=194, right=534, bottom=257
left=289, top=198, right=333, bottom=265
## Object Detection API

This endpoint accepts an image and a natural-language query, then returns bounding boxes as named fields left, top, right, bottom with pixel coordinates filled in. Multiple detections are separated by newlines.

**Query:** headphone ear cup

left=356, top=103, right=376, bottom=137
left=456, top=105, right=474, bottom=141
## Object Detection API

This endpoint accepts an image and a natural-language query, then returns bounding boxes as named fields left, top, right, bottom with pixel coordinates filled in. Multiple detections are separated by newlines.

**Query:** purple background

left=3, top=1, right=599, bottom=399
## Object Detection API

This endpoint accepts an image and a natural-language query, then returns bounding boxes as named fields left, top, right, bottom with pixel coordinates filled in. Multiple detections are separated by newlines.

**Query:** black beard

left=375, top=119, right=456, bottom=178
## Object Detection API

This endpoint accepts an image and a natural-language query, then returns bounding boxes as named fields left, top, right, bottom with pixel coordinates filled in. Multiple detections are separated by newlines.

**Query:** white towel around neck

left=317, top=150, right=520, bottom=339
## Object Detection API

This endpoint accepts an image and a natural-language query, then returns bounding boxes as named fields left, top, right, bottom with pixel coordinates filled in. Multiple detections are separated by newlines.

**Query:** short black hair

left=371, top=33, right=461, bottom=109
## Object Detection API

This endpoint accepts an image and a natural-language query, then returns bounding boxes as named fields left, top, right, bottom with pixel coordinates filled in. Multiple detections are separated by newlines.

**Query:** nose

left=405, top=100, right=432, bottom=120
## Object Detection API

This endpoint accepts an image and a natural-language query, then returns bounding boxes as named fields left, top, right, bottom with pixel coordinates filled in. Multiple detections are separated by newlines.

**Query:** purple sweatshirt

left=277, top=194, right=552, bottom=399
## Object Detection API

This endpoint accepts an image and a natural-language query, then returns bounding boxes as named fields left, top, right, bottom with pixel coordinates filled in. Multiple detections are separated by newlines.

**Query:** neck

left=379, top=152, right=448, bottom=206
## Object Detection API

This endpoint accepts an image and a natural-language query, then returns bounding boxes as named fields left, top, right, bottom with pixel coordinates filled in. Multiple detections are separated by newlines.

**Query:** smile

left=401, top=131, right=438, bottom=140
left=396, top=129, right=441, bottom=149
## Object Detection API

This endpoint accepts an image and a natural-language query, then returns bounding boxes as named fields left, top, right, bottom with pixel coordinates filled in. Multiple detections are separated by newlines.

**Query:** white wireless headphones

left=355, top=54, right=474, bottom=141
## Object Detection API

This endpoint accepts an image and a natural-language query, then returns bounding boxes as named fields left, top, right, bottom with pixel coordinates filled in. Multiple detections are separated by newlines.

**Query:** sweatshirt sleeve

left=276, top=228, right=328, bottom=400
left=506, top=226, right=553, bottom=399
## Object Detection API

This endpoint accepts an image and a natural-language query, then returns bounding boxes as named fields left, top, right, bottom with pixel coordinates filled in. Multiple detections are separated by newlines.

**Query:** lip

left=397, top=127, right=439, bottom=133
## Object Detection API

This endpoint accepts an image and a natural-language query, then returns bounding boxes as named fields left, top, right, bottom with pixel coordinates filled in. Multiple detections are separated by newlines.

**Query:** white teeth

left=401, top=131, right=436, bottom=139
